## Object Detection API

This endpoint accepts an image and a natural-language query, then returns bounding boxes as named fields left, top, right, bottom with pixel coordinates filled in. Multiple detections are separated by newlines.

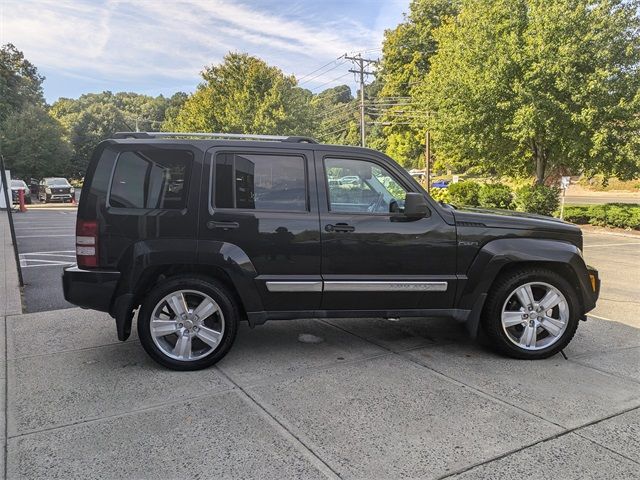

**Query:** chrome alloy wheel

left=150, top=289, right=225, bottom=361
left=501, top=282, right=569, bottom=351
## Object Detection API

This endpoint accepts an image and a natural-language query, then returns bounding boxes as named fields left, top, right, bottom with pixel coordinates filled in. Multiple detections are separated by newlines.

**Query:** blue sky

left=1, top=0, right=409, bottom=103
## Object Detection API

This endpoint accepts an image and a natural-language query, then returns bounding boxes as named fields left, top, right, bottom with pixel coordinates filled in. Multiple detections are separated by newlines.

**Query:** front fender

left=458, top=238, right=595, bottom=336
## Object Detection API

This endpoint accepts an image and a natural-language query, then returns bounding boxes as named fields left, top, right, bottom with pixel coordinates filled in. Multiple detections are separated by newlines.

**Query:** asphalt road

left=564, top=194, right=640, bottom=205
left=13, top=208, right=77, bottom=312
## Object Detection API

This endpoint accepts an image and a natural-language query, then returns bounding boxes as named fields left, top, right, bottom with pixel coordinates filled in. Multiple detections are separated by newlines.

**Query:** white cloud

left=1, top=0, right=408, bottom=98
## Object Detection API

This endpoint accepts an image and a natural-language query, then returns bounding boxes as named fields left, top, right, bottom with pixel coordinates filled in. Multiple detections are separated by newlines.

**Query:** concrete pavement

left=1, top=222, right=639, bottom=478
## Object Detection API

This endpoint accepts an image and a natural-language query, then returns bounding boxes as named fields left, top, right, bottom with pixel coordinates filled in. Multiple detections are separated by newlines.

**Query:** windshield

left=11, top=180, right=27, bottom=188
left=46, top=178, right=70, bottom=186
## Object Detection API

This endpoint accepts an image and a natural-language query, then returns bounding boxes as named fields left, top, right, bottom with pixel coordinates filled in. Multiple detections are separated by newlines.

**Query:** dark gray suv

left=62, top=132, right=600, bottom=370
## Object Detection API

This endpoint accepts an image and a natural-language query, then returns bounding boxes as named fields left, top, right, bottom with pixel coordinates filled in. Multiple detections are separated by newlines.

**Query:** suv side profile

left=63, top=132, right=600, bottom=370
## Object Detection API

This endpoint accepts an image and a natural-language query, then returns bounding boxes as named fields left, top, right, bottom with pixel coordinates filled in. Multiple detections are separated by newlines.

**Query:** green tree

left=51, top=91, right=181, bottom=176
left=0, top=43, right=45, bottom=123
left=169, top=53, right=314, bottom=135
left=417, top=0, right=640, bottom=184
left=312, top=85, right=360, bottom=145
left=376, top=0, right=460, bottom=167
left=0, top=104, right=72, bottom=179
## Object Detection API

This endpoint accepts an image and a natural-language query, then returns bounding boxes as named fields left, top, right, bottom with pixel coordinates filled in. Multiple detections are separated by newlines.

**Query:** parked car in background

left=63, top=131, right=599, bottom=371
left=10, top=179, right=32, bottom=204
left=38, top=177, right=75, bottom=203
left=432, top=180, right=450, bottom=189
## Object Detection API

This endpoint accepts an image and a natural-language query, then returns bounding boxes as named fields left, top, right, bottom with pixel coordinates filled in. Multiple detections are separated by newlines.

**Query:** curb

left=580, top=225, right=640, bottom=239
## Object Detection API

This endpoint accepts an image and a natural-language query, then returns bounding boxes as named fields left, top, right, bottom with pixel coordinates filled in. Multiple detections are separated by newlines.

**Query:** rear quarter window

left=108, top=150, right=193, bottom=209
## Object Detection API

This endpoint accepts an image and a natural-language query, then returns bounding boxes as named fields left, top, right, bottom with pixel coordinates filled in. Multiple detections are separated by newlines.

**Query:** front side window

left=213, top=153, right=307, bottom=212
left=325, top=158, right=408, bottom=214
left=109, top=150, right=192, bottom=209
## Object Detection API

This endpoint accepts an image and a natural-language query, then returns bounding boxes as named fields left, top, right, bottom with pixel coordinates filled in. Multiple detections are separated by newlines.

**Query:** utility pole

left=344, top=53, right=378, bottom=147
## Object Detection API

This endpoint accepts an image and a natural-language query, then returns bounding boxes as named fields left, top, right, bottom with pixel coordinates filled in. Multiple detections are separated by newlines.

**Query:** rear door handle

left=325, top=223, right=355, bottom=233
left=207, top=220, right=239, bottom=230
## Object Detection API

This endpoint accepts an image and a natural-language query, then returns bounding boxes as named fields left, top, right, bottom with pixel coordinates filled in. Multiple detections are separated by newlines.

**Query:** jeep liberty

left=62, top=132, right=600, bottom=370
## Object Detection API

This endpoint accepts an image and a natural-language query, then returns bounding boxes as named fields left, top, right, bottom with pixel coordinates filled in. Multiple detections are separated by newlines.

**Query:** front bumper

left=586, top=265, right=600, bottom=306
left=62, top=265, right=120, bottom=312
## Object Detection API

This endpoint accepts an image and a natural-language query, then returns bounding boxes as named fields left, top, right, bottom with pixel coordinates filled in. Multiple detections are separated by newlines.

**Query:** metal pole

left=425, top=131, right=431, bottom=194
left=560, top=186, right=566, bottom=220
left=359, top=59, right=365, bottom=147
left=0, top=154, right=24, bottom=286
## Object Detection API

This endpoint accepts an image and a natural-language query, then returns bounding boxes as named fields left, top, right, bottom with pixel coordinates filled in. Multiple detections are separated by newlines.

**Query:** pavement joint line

left=435, top=404, right=640, bottom=479
left=567, top=356, right=640, bottom=386
left=214, top=368, right=342, bottom=480
left=318, top=320, right=566, bottom=430
left=6, top=339, right=141, bottom=361
left=6, top=384, right=239, bottom=440
left=219, top=350, right=395, bottom=392
left=572, top=429, right=640, bottom=467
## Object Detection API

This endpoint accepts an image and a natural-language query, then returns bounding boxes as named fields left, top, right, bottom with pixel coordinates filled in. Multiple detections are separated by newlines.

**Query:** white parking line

left=16, top=234, right=75, bottom=238
left=19, top=250, right=75, bottom=255
left=583, top=242, right=640, bottom=248
left=21, top=263, right=73, bottom=268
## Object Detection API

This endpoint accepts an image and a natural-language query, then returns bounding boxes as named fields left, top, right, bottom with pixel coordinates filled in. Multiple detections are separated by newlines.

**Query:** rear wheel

left=481, top=268, right=580, bottom=359
left=138, top=276, right=238, bottom=370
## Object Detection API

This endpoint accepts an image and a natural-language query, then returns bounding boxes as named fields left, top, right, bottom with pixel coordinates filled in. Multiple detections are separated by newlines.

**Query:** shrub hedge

left=563, top=204, right=640, bottom=230
left=427, top=179, right=639, bottom=229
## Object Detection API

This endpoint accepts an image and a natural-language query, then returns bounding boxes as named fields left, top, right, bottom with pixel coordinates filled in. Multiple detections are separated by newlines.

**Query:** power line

left=309, top=72, right=353, bottom=92
left=297, top=57, right=346, bottom=83
left=297, top=58, right=348, bottom=87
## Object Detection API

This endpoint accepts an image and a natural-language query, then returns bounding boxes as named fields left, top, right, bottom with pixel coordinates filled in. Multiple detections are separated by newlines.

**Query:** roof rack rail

left=112, top=132, right=318, bottom=144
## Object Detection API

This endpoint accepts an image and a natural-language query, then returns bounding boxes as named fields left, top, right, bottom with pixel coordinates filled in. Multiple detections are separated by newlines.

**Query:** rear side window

left=213, top=153, right=307, bottom=211
left=109, top=150, right=192, bottom=209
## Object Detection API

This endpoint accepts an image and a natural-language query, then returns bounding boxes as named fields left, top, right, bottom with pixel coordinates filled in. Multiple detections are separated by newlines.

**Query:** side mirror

left=404, top=192, right=430, bottom=219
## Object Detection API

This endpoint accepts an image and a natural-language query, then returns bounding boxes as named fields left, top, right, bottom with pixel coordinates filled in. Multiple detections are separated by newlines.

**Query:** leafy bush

left=562, top=206, right=590, bottom=224
left=562, top=204, right=640, bottom=230
left=478, top=183, right=513, bottom=209
left=448, top=181, right=481, bottom=207
left=514, top=185, right=560, bottom=216
left=429, top=187, right=450, bottom=203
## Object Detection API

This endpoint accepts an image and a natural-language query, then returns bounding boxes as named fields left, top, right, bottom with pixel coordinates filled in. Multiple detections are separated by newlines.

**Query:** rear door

left=199, top=146, right=321, bottom=312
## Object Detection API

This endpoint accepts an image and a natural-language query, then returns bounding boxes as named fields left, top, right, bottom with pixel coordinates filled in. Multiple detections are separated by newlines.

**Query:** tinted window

left=109, top=150, right=192, bottom=209
left=213, top=153, right=307, bottom=211
left=325, top=158, right=407, bottom=214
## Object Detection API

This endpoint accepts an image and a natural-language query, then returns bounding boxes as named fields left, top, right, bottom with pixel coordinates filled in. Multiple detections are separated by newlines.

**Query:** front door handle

left=325, top=223, right=355, bottom=233
left=207, top=220, right=239, bottom=230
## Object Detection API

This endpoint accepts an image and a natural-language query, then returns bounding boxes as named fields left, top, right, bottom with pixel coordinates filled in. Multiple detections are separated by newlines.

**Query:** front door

left=199, top=147, right=322, bottom=312
left=317, top=153, right=457, bottom=312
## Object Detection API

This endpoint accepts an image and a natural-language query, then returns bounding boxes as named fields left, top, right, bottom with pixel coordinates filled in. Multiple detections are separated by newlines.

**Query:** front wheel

left=481, top=268, right=580, bottom=359
left=138, top=276, right=239, bottom=370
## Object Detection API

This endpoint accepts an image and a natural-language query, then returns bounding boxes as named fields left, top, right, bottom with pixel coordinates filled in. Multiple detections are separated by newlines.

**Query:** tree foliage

left=51, top=91, right=184, bottom=176
left=416, top=0, right=640, bottom=183
left=0, top=43, right=45, bottom=123
left=0, top=104, right=72, bottom=178
left=169, top=53, right=314, bottom=135
left=376, top=0, right=460, bottom=168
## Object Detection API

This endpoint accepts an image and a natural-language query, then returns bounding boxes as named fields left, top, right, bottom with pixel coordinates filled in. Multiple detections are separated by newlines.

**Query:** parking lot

left=13, top=208, right=76, bottom=312
left=3, top=209, right=640, bottom=478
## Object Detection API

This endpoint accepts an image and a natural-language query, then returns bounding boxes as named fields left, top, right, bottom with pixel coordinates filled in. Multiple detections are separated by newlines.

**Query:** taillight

left=76, top=220, right=98, bottom=268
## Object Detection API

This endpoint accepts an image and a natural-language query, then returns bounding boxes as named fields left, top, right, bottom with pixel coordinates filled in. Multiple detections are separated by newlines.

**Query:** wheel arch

left=459, top=238, right=594, bottom=338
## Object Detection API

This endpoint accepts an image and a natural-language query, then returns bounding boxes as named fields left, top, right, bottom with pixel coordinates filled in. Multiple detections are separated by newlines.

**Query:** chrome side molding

left=265, top=280, right=448, bottom=293
left=324, top=281, right=448, bottom=292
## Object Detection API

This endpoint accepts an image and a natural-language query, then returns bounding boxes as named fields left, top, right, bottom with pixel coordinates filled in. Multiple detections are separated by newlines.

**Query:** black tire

left=481, top=268, right=580, bottom=359
left=138, top=275, right=239, bottom=370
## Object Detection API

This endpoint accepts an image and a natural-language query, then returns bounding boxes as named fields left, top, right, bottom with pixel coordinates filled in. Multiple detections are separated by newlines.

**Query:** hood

left=452, top=206, right=581, bottom=235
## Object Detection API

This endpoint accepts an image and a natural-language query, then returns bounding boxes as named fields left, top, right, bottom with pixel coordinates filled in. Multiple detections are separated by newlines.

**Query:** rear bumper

left=62, top=265, right=120, bottom=312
